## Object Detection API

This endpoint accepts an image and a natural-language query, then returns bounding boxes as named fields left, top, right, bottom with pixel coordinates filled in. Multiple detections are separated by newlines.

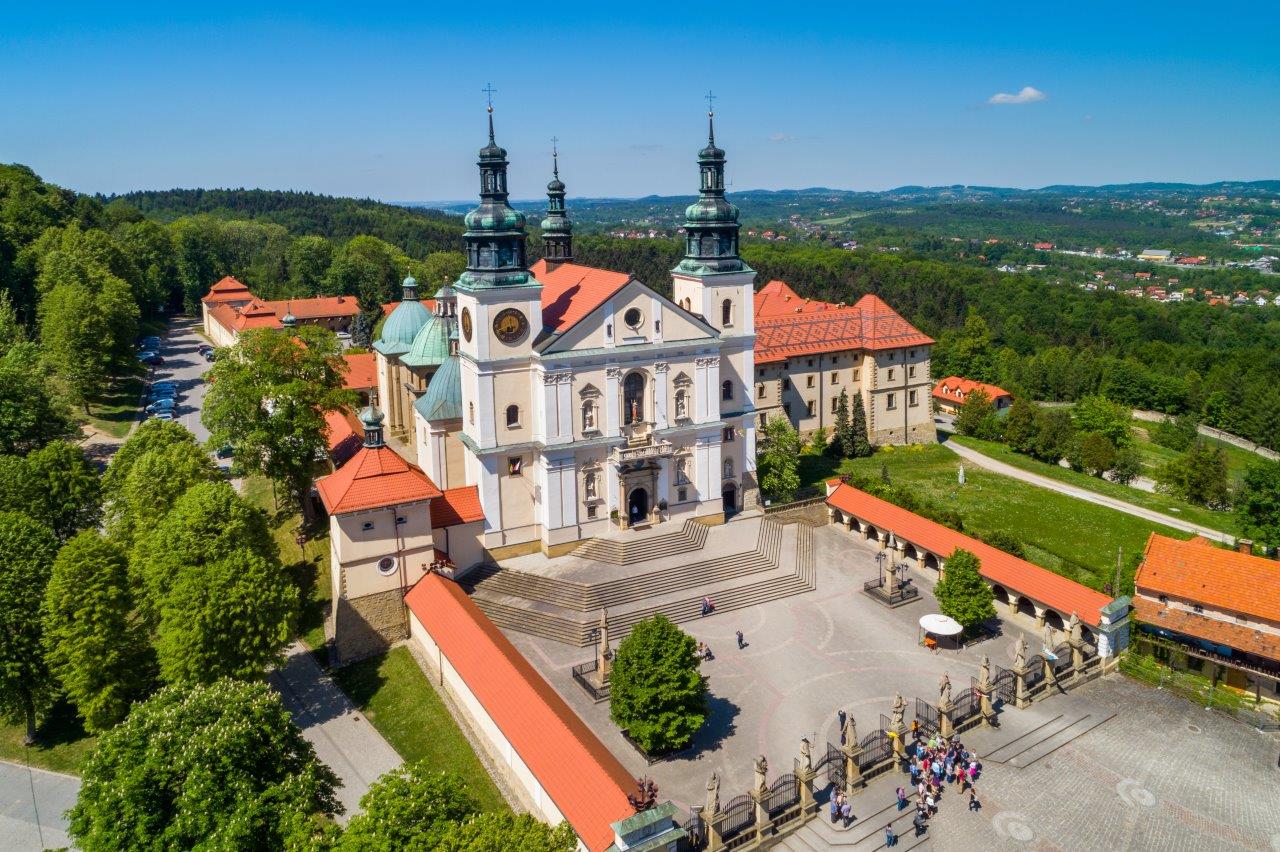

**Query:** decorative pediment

left=578, top=382, right=602, bottom=399
left=673, top=371, right=693, bottom=388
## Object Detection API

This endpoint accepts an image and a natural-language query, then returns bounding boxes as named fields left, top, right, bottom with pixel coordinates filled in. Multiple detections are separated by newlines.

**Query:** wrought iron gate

left=992, top=665, right=1017, bottom=705
left=718, top=793, right=754, bottom=842
left=915, top=697, right=940, bottom=738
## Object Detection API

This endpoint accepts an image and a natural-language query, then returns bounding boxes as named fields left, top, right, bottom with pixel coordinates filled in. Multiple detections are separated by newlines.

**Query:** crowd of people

left=894, top=731, right=983, bottom=842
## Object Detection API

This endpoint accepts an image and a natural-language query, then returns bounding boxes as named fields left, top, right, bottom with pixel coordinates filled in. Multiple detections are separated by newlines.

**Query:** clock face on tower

left=492, top=308, right=528, bottom=344
left=460, top=307, right=473, bottom=342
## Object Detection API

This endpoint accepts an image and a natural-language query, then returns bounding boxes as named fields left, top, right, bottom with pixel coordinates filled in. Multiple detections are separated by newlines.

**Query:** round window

left=376, top=556, right=396, bottom=576
left=624, top=307, right=643, bottom=329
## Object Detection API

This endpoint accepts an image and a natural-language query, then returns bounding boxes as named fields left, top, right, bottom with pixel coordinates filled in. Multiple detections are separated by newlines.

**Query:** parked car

left=203, top=350, right=216, bottom=362
left=139, top=350, right=164, bottom=365
left=145, top=398, right=176, bottom=414
left=197, top=344, right=213, bottom=355
left=215, top=444, right=235, bottom=459
left=138, top=336, right=162, bottom=351
left=149, top=411, right=174, bottom=421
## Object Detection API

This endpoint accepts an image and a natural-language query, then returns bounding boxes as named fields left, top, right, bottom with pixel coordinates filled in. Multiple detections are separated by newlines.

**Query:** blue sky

left=3, top=2, right=1277, bottom=201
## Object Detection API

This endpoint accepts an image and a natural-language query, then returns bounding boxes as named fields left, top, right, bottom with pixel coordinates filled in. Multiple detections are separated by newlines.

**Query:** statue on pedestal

left=706, top=772, right=720, bottom=814
left=1068, top=612, right=1082, bottom=645
left=979, top=655, right=991, bottom=690
left=1014, top=636, right=1027, bottom=670
left=799, top=737, right=811, bottom=772
left=843, top=713, right=857, bottom=747
left=754, top=755, right=768, bottom=793
left=938, top=672, right=952, bottom=706
left=890, top=691, right=906, bottom=729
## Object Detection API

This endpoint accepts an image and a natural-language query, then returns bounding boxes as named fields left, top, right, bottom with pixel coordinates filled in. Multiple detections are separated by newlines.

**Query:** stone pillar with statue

left=705, top=772, right=722, bottom=852
left=594, top=608, right=611, bottom=689
left=1012, top=636, right=1032, bottom=708
left=796, top=737, right=817, bottom=816
left=840, top=713, right=864, bottom=794
left=977, top=655, right=997, bottom=727
left=1068, top=611, right=1085, bottom=674
left=888, top=691, right=907, bottom=759
left=937, top=672, right=954, bottom=738
left=751, top=755, right=772, bottom=841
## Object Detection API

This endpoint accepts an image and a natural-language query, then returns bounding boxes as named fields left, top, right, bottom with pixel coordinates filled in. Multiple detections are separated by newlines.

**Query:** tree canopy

left=609, top=614, right=707, bottom=754
left=0, top=511, right=61, bottom=742
left=338, top=765, right=482, bottom=852
left=758, top=417, right=802, bottom=502
left=934, top=548, right=996, bottom=633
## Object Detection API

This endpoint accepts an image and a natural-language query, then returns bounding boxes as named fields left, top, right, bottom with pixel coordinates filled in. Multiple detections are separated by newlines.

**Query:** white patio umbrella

left=919, top=613, right=964, bottom=636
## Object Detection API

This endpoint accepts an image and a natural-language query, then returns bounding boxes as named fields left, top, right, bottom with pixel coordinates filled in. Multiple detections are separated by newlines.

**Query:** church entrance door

left=722, top=482, right=738, bottom=516
left=628, top=488, right=650, bottom=525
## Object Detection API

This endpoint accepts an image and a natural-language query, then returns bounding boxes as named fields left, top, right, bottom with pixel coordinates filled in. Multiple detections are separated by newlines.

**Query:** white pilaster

left=604, top=367, right=621, bottom=438
left=654, top=362, right=670, bottom=429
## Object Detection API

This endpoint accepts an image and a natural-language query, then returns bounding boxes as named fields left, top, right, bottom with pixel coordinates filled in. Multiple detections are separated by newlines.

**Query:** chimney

left=1237, top=539, right=1253, bottom=556
left=337, top=296, right=345, bottom=303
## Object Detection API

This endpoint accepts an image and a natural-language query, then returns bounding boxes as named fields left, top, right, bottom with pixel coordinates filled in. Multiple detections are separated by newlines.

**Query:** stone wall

left=331, top=588, right=408, bottom=665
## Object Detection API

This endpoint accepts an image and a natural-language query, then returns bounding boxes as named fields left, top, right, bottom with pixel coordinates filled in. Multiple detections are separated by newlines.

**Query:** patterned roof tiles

left=755, top=293, right=933, bottom=364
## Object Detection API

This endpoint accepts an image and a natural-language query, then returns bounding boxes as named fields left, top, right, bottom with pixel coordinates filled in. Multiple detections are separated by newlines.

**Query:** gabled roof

left=827, top=482, right=1114, bottom=627
left=1136, top=533, right=1280, bottom=622
left=262, top=296, right=360, bottom=319
left=403, top=574, right=635, bottom=851
left=203, top=276, right=253, bottom=303
left=322, top=409, right=363, bottom=466
left=430, top=485, right=485, bottom=528
left=932, top=376, right=1012, bottom=405
left=315, top=444, right=442, bottom=514
left=342, top=353, right=377, bottom=391
left=531, top=259, right=631, bottom=334
left=754, top=293, right=933, bottom=364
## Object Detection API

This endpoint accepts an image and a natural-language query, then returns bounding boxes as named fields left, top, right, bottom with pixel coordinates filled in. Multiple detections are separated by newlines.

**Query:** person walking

left=736, top=630, right=745, bottom=649
left=912, top=811, right=926, bottom=837
left=885, top=823, right=897, bottom=847
left=896, top=786, right=908, bottom=811
left=925, top=791, right=937, bottom=816
left=969, top=788, right=981, bottom=812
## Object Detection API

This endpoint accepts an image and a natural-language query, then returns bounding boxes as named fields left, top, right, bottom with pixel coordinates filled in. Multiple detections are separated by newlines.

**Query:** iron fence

left=718, top=794, right=755, bottom=843
left=952, top=685, right=981, bottom=723
left=992, top=665, right=1017, bottom=705
left=915, top=696, right=940, bottom=737
left=570, top=659, right=610, bottom=702
left=764, top=773, right=800, bottom=817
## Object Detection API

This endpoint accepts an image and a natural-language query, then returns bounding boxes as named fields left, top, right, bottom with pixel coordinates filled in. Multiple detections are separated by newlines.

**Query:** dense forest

left=5, top=164, right=1278, bottom=453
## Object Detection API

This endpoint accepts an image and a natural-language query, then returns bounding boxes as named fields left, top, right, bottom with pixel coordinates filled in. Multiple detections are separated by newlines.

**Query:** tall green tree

left=102, top=418, right=199, bottom=499
left=68, top=679, right=341, bottom=851
left=1237, top=459, right=1280, bottom=549
left=338, top=765, right=480, bottom=852
left=1001, top=397, right=1039, bottom=454
left=831, top=388, right=853, bottom=458
left=131, top=480, right=277, bottom=628
left=934, top=548, right=996, bottom=633
left=1154, top=440, right=1231, bottom=508
left=609, top=614, right=707, bottom=754
left=202, top=325, right=355, bottom=514
left=21, top=440, right=101, bottom=540
left=107, top=437, right=219, bottom=545
left=285, top=235, right=334, bottom=297
left=324, top=235, right=405, bottom=310
left=154, top=548, right=297, bottom=685
left=0, top=512, right=60, bottom=743
left=1071, top=431, right=1117, bottom=478
left=757, top=417, right=802, bottom=502
left=849, top=390, right=874, bottom=458
left=1030, top=407, right=1075, bottom=464
left=37, top=281, right=111, bottom=411
left=954, top=388, right=1002, bottom=440
left=1110, top=444, right=1144, bottom=486
left=41, top=532, right=153, bottom=732
left=1071, top=395, right=1132, bottom=448
left=413, top=251, right=466, bottom=292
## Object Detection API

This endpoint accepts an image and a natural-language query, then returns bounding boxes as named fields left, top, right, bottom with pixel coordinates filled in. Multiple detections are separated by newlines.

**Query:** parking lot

left=141, top=318, right=212, bottom=445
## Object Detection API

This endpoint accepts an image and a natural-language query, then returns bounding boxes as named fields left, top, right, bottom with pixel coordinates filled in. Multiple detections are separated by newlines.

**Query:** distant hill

left=109, top=188, right=465, bottom=257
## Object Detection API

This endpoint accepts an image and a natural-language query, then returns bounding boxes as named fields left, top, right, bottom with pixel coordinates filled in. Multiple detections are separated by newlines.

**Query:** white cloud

left=988, top=86, right=1046, bottom=105
left=769, top=132, right=794, bottom=143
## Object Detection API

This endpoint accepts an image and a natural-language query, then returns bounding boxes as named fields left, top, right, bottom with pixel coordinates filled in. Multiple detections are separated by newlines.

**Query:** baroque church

left=373, top=106, right=758, bottom=558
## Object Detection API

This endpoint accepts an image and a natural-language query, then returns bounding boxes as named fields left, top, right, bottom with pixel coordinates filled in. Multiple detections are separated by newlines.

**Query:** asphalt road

left=0, top=760, right=77, bottom=851
left=148, top=318, right=211, bottom=445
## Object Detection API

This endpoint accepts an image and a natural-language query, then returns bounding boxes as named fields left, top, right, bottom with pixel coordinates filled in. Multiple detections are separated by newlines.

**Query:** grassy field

left=241, top=474, right=333, bottom=657
left=1129, top=421, right=1258, bottom=489
left=332, top=647, right=508, bottom=813
left=800, top=443, right=1186, bottom=593
left=0, top=702, right=96, bottom=774
left=82, top=372, right=145, bottom=439
left=948, top=434, right=1241, bottom=537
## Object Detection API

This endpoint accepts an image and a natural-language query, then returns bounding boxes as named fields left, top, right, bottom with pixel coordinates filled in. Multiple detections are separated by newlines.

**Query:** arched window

left=721, top=380, right=733, bottom=401
left=680, top=297, right=691, bottom=311
left=506, top=404, right=519, bottom=428
left=723, top=458, right=734, bottom=479
left=721, top=299, right=733, bottom=327
left=623, top=372, right=645, bottom=425
left=582, top=401, right=596, bottom=431
left=468, top=402, right=475, bottom=424
left=675, top=388, right=688, bottom=420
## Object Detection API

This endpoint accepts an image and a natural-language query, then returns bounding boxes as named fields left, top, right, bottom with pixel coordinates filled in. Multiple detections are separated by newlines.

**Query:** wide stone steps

left=464, top=520, right=783, bottom=613
left=465, top=520, right=814, bottom=647
left=571, top=518, right=710, bottom=564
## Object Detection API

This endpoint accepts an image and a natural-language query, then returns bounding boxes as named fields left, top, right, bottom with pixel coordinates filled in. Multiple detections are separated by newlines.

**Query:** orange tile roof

left=1136, top=533, right=1280, bottom=623
left=755, top=293, right=933, bottom=364
left=826, top=482, right=1114, bottom=626
left=531, top=259, right=631, bottom=333
left=322, top=409, right=363, bottom=466
left=263, top=296, right=360, bottom=319
left=403, top=574, right=635, bottom=851
left=315, top=444, right=442, bottom=514
left=753, top=280, right=843, bottom=319
left=203, top=275, right=253, bottom=303
left=1134, top=596, right=1280, bottom=662
left=342, top=353, right=377, bottom=391
left=382, top=299, right=436, bottom=317
left=430, top=486, right=485, bottom=528
left=932, top=376, right=1012, bottom=406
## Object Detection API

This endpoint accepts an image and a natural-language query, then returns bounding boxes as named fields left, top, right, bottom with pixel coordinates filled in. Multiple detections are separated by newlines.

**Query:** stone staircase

left=571, top=518, right=710, bottom=565
left=462, top=519, right=816, bottom=646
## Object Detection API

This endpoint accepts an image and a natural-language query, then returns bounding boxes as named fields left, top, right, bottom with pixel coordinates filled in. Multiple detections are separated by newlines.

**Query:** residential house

left=931, top=376, right=1012, bottom=416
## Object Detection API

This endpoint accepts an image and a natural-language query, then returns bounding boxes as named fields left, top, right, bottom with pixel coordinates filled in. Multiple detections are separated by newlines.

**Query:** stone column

left=796, top=738, right=817, bottom=817
left=840, top=715, right=865, bottom=794
left=594, top=609, right=611, bottom=688
left=751, top=756, right=773, bottom=841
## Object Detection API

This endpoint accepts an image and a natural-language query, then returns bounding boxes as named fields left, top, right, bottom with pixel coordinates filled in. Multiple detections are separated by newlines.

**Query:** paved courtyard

left=502, top=517, right=1280, bottom=850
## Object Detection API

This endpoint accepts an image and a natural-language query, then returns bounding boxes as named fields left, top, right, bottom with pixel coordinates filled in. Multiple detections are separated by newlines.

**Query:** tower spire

left=542, top=137, right=573, bottom=264
left=705, top=90, right=717, bottom=145
left=674, top=96, right=743, bottom=276
left=483, top=83, right=497, bottom=143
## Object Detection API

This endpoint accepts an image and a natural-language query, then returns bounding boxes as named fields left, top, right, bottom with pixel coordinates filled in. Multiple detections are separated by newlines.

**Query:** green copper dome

left=464, top=206, right=526, bottom=231
left=414, top=355, right=462, bottom=422
left=373, top=298, right=431, bottom=356
left=401, top=314, right=451, bottom=368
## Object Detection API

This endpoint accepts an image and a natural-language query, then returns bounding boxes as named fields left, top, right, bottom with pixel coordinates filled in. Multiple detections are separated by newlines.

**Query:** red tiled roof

left=531, top=259, right=631, bottom=334
left=430, top=486, right=485, bottom=528
left=754, top=293, right=933, bottom=364
left=382, top=299, right=436, bottom=317
left=826, top=482, right=1114, bottom=626
left=404, top=574, right=635, bottom=851
left=203, top=276, right=253, bottom=303
left=342, top=353, right=377, bottom=391
left=322, top=409, right=363, bottom=466
left=932, top=376, right=1012, bottom=406
left=753, top=280, right=843, bottom=319
left=1136, top=533, right=1280, bottom=623
left=1134, top=596, right=1280, bottom=662
left=315, top=444, right=442, bottom=514
left=262, top=296, right=360, bottom=319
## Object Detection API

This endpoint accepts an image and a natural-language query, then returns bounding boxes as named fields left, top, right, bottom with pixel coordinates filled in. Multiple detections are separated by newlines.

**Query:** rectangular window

left=830, top=397, right=839, bottom=413
left=909, top=349, right=916, bottom=358
left=888, top=352, right=895, bottom=361
left=508, top=457, right=523, bottom=476
left=782, top=378, right=791, bottom=391
left=759, top=413, right=767, bottom=427
left=807, top=359, right=814, bottom=367
left=886, top=393, right=897, bottom=410
left=908, top=365, right=916, bottom=378
left=723, top=427, right=735, bottom=442
left=887, top=368, right=895, bottom=381
left=806, top=400, right=816, bottom=416
left=806, top=376, right=815, bottom=388
left=678, top=487, right=688, bottom=502
left=586, top=505, right=598, bottom=519
left=830, top=372, right=839, bottom=384
left=909, top=389, right=919, bottom=407
left=757, top=384, right=765, bottom=399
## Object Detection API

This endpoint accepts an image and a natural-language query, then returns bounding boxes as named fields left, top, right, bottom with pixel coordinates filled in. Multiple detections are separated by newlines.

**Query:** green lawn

left=81, top=371, right=146, bottom=439
left=332, top=647, right=507, bottom=813
left=241, top=474, right=333, bottom=658
left=1129, top=420, right=1258, bottom=489
left=800, top=443, right=1187, bottom=593
left=948, top=434, right=1241, bottom=537
left=0, top=701, right=96, bottom=774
